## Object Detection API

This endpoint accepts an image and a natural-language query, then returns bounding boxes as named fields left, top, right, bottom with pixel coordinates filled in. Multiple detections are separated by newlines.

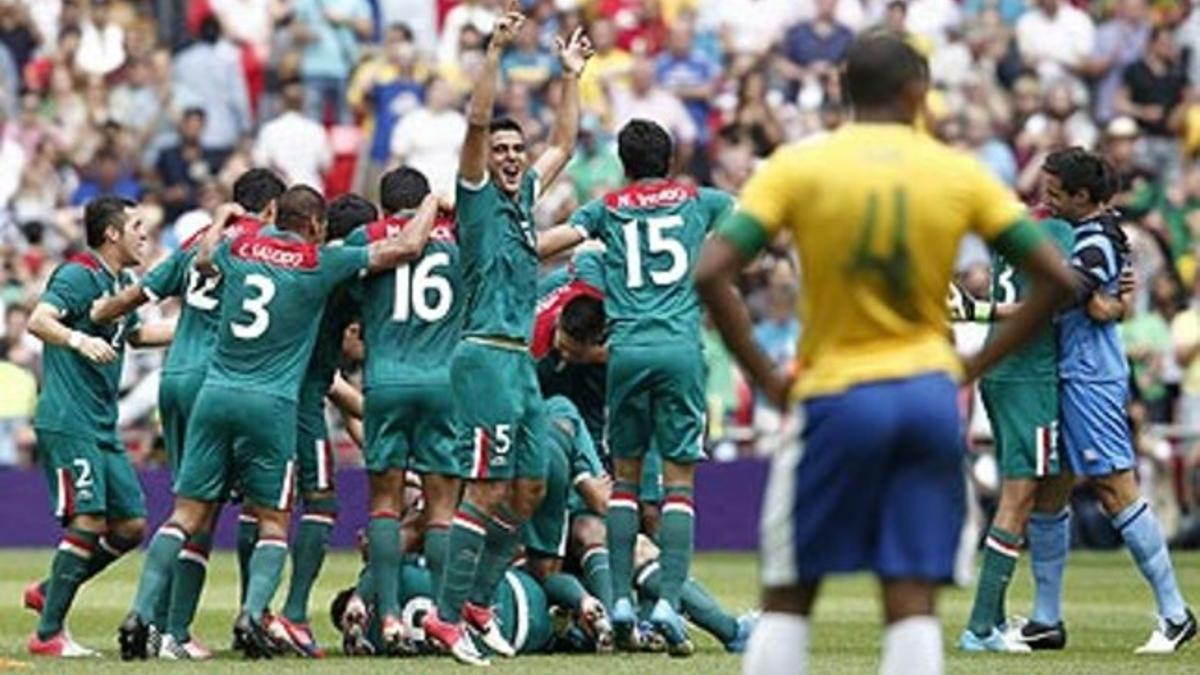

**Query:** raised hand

left=490, top=0, right=526, bottom=52
left=556, top=27, right=595, bottom=77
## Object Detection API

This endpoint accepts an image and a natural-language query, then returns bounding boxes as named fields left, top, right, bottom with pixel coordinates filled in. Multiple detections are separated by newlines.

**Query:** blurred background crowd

left=3, top=0, right=1200, bottom=546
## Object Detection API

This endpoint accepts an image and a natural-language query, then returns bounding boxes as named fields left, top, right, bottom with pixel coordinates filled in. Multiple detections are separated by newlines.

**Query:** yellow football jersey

left=735, top=123, right=1024, bottom=400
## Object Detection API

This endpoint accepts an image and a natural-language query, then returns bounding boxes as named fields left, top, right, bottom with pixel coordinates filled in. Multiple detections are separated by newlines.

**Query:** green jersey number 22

left=622, top=215, right=687, bottom=289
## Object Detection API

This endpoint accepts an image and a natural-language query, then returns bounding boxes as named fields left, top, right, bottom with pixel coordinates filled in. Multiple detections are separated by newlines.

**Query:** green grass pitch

left=0, top=549, right=1197, bottom=673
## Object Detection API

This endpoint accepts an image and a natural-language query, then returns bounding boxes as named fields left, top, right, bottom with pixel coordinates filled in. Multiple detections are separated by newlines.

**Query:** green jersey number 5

left=232, top=273, right=276, bottom=340
left=393, top=252, right=453, bottom=322
left=622, top=215, right=687, bottom=289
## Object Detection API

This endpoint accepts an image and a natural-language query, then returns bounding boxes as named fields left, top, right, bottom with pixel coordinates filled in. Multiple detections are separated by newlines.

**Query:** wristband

left=68, top=331, right=84, bottom=350
left=974, top=301, right=995, bottom=323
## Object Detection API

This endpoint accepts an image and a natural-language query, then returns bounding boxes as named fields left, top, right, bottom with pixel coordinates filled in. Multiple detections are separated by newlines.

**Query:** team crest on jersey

left=604, top=180, right=696, bottom=210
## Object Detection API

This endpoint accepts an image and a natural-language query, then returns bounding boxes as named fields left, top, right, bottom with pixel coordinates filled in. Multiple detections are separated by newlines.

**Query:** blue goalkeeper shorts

left=760, top=373, right=966, bottom=586
left=1059, top=379, right=1135, bottom=477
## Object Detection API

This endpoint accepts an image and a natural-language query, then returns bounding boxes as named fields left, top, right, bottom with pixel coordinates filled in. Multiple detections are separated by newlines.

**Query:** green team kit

left=35, top=252, right=146, bottom=523
left=525, top=396, right=605, bottom=557
left=453, top=170, right=547, bottom=480
left=979, top=218, right=1075, bottom=479
left=176, top=227, right=369, bottom=510
left=295, top=288, right=358, bottom=496
left=568, top=180, right=732, bottom=464
left=348, top=213, right=464, bottom=477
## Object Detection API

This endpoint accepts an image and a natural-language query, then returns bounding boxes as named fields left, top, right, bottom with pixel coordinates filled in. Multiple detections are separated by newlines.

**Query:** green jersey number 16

left=393, top=251, right=453, bottom=322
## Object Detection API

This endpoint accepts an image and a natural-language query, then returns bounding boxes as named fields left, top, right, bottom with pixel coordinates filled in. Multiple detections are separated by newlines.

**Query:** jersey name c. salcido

left=34, top=252, right=141, bottom=447
left=348, top=212, right=462, bottom=388
left=204, top=226, right=369, bottom=401
left=142, top=216, right=263, bottom=376
left=569, top=180, right=733, bottom=345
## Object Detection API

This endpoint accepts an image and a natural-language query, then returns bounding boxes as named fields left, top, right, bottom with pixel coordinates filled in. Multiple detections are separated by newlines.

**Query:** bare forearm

left=369, top=194, right=438, bottom=271
left=537, top=224, right=585, bottom=260
left=698, top=278, right=777, bottom=387
left=129, top=321, right=175, bottom=348
left=468, top=49, right=502, bottom=128
left=92, top=284, right=149, bottom=323
left=577, top=478, right=609, bottom=516
left=550, top=74, right=581, bottom=153
left=328, top=373, right=364, bottom=420
left=28, top=304, right=75, bottom=347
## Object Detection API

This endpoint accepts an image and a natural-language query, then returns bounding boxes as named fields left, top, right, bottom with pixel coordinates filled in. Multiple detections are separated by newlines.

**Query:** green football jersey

left=456, top=170, right=541, bottom=342
left=142, top=217, right=264, bottom=376
left=569, top=180, right=733, bottom=345
left=983, top=217, right=1075, bottom=383
left=205, top=226, right=369, bottom=401
left=34, top=252, right=141, bottom=447
left=545, top=395, right=604, bottom=483
left=297, top=284, right=359, bottom=411
left=347, top=212, right=463, bottom=388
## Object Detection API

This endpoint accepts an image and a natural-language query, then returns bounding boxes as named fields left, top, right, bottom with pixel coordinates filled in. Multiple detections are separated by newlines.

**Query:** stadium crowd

left=2, top=0, right=1200, bottom=542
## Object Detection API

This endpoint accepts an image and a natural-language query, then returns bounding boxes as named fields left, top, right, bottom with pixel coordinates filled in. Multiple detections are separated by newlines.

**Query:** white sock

left=880, top=615, right=942, bottom=675
left=742, top=612, right=808, bottom=675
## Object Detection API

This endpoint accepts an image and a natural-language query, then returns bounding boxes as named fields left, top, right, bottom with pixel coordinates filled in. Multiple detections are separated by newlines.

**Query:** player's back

left=206, top=226, right=366, bottom=400
left=350, top=213, right=463, bottom=387
left=573, top=180, right=732, bottom=344
left=741, top=124, right=1023, bottom=399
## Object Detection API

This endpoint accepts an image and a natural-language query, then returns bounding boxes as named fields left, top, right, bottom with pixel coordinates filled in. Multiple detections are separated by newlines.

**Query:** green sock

left=166, top=531, right=212, bottom=642
left=581, top=542, right=614, bottom=611
left=153, top=567, right=173, bottom=629
left=467, top=507, right=522, bottom=607
left=658, top=485, right=695, bottom=609
left=37, top=528, right=100, bottom=639
left=635, top=561, right=737, bottom=643
left=132, top=524, right=189, bottom=622
left=355, top=566, right=376, bottom=600
left=542, top=572, right=587, bottom=611
left=243, top=536, right=288, bottom=620
left=283, top=500, right=337, bottom=623
left=424, top=523, right=450, bottom=600
left=367, top=510, right=403, bottom=619
left=236, top=513, right=258, bottom=607
left=967, top=526, right=1023, bottom=637
left=36, top=532, right=140, bottom=597
left=437, top=503, right=489, bottom=622
left=607, top=481, right=640, bottom=602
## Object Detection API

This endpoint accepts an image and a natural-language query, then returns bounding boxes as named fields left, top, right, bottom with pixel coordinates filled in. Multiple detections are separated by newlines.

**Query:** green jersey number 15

left=621, top=215, right=687, bottom=289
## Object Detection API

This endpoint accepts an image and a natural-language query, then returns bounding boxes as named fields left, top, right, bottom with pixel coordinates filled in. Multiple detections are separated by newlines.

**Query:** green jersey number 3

left=622, top=215, right=687, bottom=289
left=231, top=273, right=276, bottom=340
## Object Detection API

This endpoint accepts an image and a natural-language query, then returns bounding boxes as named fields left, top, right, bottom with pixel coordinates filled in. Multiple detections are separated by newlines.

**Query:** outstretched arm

left=91, top=284, right=150, bottom=324
left=531, top=27, right=594, bottom=188
left=128, top=320, right=176, bottom=348
left=459, top=2, right=525, bottom=186
left=367, top=193, right=440, bottom=273
left=537, top=223, right=587, bottom=260
left=194, top=203, right=246, bottom=276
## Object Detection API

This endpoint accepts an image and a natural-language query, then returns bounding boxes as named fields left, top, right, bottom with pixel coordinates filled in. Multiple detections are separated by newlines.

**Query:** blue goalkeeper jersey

left=1058, top=212, right=1129, bottom=383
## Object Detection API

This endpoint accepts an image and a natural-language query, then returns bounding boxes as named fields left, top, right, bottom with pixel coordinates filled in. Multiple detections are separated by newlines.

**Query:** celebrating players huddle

left=22, top=3, right=753, bottom=666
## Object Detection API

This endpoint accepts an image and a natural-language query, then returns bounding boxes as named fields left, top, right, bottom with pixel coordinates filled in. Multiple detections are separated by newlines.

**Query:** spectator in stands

left=656, top=20, right=718, bottom=150
left=1172, top=272, right=1200, bottom=440
left=579, top=16, right=632, bottom=119
left=721, top=67, right=785, bottom=158
left=608, top=55, right=697, bottom=167
left=565, top=115, right=622, bottom=203
left=779, top=0, right=853, bottom=103
left=70, top=148, right=140, bottom=206
left=389, top=75, right=465, bottom=199
left=1015, top=0, right=1095, bottom=82
left=1116, top=26, right=1191, bottom=183
left=0, top=335, right=36, bottom=468
left=292, top=0, right=372, bottom=124
left=501, top=14, right=558, bottom=90
left=254, top=79, right=330, bottom=189
left=157, top=108, right=223, bottom=222
left=1088, top=0, right=1151, bottom=124
left=964, top=105, right=1018, bottom=186
left=377, top=0, right=437, bottom=55
left=0, top=1, right=40, bottom=76
left=1125, top=272, right=1183, bottom=424
left=171, top=16, right=251, bottom=164
left=437, top=0, right=497, bottom=68
left=76, top=0, right=126, bottom=77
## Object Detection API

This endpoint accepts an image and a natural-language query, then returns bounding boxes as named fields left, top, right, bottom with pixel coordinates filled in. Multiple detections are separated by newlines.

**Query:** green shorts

left=158, top=369, right=206, bottom=474
left=364, top=381, right=461, bottom=477
left=606, top=344, right=706, bottom=464
left=296, top=396, right=336, bottom=495
left=37, top=429, right=147, bottom=525
left=524, top=441, right=571, bottom=558
left=176, top=385, right=298, bottom=510
left=980, top=379, right=1061, bottom=480
left=451, top=339, right=548, bottom=481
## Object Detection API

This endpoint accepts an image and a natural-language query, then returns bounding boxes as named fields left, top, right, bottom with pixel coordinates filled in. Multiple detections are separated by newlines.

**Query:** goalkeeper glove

left=947, top=281, right=993, bottom=322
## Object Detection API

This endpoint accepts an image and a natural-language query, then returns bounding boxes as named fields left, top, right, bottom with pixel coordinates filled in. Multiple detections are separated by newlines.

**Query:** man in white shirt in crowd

left=1016, top=0, right=1096, bottom=82
left=390, top=75, right=466, bottom=199
left=253, top=80, right=332, bottom=190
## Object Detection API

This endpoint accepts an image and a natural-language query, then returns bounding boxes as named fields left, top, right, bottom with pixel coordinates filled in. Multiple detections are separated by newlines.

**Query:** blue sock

left=1112, top=498, right=1188, bottom=624
left=1027, top=509, right=1070, bottom=626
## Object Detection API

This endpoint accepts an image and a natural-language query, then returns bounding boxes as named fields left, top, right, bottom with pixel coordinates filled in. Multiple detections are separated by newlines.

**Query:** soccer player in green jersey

left=422, top=3, right=593, bottom=665
left=269, top=192, right=382, bottom=658
left=118, top=185, right=440, bottom=660
left=537, top=118, right=736, bottom=653
left=89, top=168, right=286, bottom=660
left=25, top=197, right=173, bottom=658
left=343, top=167, right=464, bottom=655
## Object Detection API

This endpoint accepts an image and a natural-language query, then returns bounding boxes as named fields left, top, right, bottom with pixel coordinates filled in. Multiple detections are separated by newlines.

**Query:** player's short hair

left=329, top=586, right=355, bottom=631
left=1043, top=147, right=1118, bottom=204
left=327, top=193, right=379, bottom=241
left=380, top=167, right=431, bottom=213
left=844, top=30, right=928, bottom=109
left=276, top=185, right=326, bottom=233
left=618, top=119, right=673, bottom=181
left=489, top=117, right=524, bottom=138
left=560, top=294, right=606, bottom=345
left=232, top=169, right=286, bottom=214
left=83, top=196, right=136, bottom=248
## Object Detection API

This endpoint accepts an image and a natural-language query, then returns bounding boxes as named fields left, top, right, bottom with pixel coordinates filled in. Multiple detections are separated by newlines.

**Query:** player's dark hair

left=83, top=196, right=136, bottom=248
left=560, top=295, right=606, bottom=345
left=277, top=185, right=326, bottom=234
left=329, top=586, right=355, bottom=631
left=232, top=169, right=286, bottom=214
left=327, top=193, right=379, bottom=241
left=1043, top=147, right=1118, bottom=204
left=380, top=167, right=431, bottom=213
left=843, top=30, right=928, bottom=109
left=618, top=119, right=673, bottom=180
left=489, top=117, right=525, bottom=137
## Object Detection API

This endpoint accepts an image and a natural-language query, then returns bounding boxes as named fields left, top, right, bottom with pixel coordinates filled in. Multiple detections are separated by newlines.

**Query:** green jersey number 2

left=622, top=215, right=687, bottom=289
left=232, top=273, right=276, bottom=340
left=393, top=252, right=453, bottom=322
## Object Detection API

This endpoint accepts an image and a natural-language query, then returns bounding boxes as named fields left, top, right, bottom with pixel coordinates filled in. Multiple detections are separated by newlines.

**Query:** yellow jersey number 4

left=847, top=187, right=916, bottom=319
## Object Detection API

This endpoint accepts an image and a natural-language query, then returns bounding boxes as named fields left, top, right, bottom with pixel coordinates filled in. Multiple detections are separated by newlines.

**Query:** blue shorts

left=760, top=373, right=966, bottom=586
left=1060, top=379, right=1134, bottom=477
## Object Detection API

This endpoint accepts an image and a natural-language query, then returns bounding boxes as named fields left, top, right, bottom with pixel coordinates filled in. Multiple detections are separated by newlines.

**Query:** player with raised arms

left=694, top=31, right=1076, bottom=675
